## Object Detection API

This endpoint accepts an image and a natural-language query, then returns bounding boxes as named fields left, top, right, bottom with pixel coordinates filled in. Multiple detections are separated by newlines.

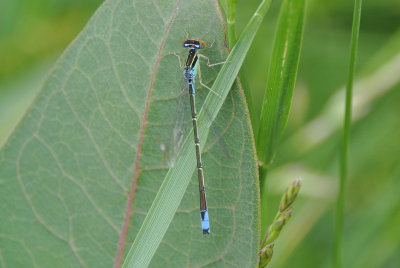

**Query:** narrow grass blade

left=334, top=0, right=363, bottom=267
left=122, top=0, right=273, bottom=267
left=256, top=0, right=306, bottom=171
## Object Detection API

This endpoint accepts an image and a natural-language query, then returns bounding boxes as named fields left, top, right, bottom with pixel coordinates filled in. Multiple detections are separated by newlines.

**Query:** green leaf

left=256, top=0, right=306, bottom=169
left=0, top=0, right=259, bottom=267
left=123, top=0, right=274, bottom=266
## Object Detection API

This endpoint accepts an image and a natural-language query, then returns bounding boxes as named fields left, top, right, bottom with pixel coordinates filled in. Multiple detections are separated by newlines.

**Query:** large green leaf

left=0, top=0, right=258, bottom=267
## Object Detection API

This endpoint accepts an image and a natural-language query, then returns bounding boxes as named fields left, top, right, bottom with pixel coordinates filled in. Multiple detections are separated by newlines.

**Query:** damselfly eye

left=182, top=39, right=206, bottom=49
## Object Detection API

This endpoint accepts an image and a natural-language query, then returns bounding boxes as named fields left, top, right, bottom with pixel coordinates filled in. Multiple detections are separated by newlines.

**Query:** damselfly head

left=182, top=39, right=206, bottom=49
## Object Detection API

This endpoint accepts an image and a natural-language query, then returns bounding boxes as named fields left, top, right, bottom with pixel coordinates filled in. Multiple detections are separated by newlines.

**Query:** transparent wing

left=142, top=52, right=191, bottom=169
left=147, top=51, right=229, bottom=170
left=165, top=79, right=192, bottom=167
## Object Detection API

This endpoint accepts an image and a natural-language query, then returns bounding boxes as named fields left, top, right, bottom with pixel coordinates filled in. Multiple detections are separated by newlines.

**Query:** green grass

left=334, top=0, right=363, bottom=267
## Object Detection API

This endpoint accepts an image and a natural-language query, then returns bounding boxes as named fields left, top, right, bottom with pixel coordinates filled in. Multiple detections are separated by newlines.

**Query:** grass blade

left=122, top=0, right=273, bottom=267
left=256, top=0, right=306, bottom=172
left=334, top=0, right=363, bottom=267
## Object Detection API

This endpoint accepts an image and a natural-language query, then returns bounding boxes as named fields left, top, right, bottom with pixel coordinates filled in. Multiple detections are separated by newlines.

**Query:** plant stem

left=226, top=0, right=257, bottom=129
left=334, top=0, right=362, bottom=267
left=227, top=0, right=238, bottom=48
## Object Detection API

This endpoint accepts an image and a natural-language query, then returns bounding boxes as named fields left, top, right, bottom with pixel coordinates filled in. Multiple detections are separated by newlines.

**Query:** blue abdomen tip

left=200, top=210, right=209, bottom=231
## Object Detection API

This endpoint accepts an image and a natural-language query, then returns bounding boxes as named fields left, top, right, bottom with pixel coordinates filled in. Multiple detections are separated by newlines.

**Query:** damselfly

left=183, top=39, right=210, bottom=234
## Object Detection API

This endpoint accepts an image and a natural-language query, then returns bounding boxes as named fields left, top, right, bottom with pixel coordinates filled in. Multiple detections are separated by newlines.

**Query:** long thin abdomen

left=188, top=79, right=209, bottom=234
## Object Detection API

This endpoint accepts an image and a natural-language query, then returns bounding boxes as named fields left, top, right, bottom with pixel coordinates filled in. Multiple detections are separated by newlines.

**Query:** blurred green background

left=1, top=0, right=399, bottom=267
